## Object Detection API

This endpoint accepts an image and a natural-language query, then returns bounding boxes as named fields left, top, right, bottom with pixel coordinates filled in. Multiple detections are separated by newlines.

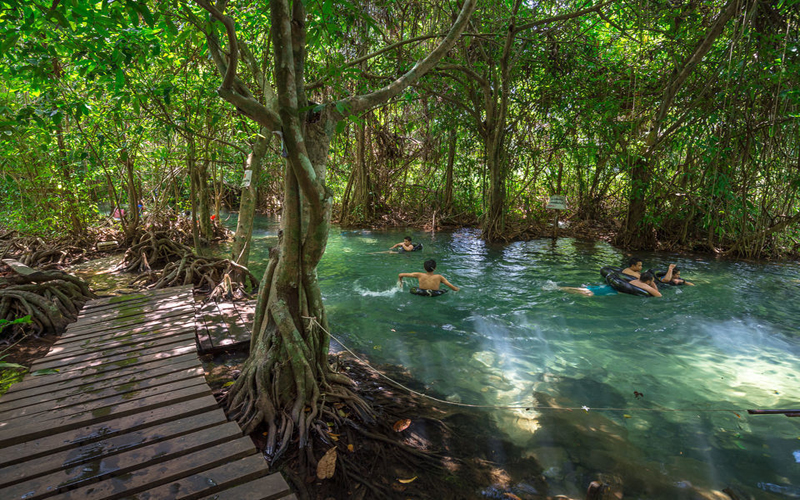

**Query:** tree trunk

left=482, top=132, right=507, bottom=240
left=196, top=157, right=214, bottom=242
left=232, top=128, right=270, bottom=267
left=443, top=127, right=456, bottom=213
left=195, top=0, right=476, bottom=462
left=187, top=137, right=200, bottom=252
left=619, top=0, right=742, bottom=246
left=122, top=149, right=140, bottom=243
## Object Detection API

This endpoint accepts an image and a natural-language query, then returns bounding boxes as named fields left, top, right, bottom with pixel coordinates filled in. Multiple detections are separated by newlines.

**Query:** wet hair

left=640, top=271, right=654, bottom=283
left=404, top=236, right=412, bottom=242
left=423, top=259, right=436, bottom=272
left=627, top=256, right=642, bottom=267
left=672, top=267, right=680, bottom=274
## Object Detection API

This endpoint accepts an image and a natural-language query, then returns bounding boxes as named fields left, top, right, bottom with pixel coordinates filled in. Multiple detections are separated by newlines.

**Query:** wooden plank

left=194, top=306, right=214, bottom=354
left=215, top=301, right=251, bottom=350
left=1, top=258, right=38, bottom=276
left=31, top=330, right=197, bottom=372
left=49, top=439, right=255, bottom=500
left=0, top=410, right=228, bottom=489
left=0, top=383, right=213, bottom=448
left=63, top=305, right=196, bottom=339
left=0, top=365, right=205, bottom=423
left=78, top=288, right=193, bottom=315
left=196, top=475, right=295, bottom=500
left=69, top=298, right=195, bottom=328
left=1, top=357, right=201, bottom=412
left=51, top=314, right=197, bottom=350
left=0, top=395, right=220, bottom=469
left=1, top=354, right=200, bottom=404
left=1, top=377, right=209, bottom=433
left=26, top=338, right=197, bottom=377
left=42, top=322, right=198, bottom=361
left=122, top=454, right=272, bottom=500
left=81, top=286, right=193, bottom=309
left=2, top=422, right=245, bottom=500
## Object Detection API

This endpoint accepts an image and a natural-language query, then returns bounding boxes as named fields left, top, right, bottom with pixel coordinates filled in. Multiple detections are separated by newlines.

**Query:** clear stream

left=225, top=214, right=800, bottom=499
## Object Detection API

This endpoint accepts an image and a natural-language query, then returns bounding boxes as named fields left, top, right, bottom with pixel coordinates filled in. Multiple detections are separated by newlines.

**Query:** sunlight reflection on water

left=222, top=214, right=800, bottom=499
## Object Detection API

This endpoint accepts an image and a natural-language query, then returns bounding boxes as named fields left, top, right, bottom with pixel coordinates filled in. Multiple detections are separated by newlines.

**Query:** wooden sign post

left=547, top=195, right=566, bottom=239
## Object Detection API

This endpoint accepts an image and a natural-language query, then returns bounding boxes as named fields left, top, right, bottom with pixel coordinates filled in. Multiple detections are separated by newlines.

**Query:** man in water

left=390, top=236, right=416, bottom=252
left=550, top=271, right=662, bottom=297
left=660, top=264, right=695, bottom=285
left=398, top=259, right=459, bottom=292
left=622, top=256, right=643, bottom=278
left=629, top=271, right=662, bottom=297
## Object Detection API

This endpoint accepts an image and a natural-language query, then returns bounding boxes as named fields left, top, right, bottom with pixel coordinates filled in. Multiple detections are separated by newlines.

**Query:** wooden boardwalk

left=0, top=285, right=295, bottom=500
left=195, top=299, right=255, bottom=354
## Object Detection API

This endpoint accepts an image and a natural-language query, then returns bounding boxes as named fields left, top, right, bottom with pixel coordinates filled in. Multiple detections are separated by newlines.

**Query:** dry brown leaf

left=397, top=476, right=417, bottom=484
left=316, top=447, right=337, bottom=480
left=503, top=493, right=522, bottom=500
left=393, top=419, right=411, bottom=432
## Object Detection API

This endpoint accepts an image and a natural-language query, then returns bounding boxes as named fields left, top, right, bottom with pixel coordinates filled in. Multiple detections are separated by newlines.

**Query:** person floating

left=622, top=256, right=643, bottom=278
left=659, top=264, right=695, bottom=286
left=552, top=283, right=617, bottom=297
left=398, top=259, right=459, bottom=296
left=627, top=271, right=662, bottom=297
left=390, top=236, right=423, bottom=252
left=552, top=271, right=662, bottom=297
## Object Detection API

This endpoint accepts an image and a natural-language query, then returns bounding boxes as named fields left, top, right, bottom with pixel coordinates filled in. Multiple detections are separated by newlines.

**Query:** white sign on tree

left=547, top=195, right=566, bottom=210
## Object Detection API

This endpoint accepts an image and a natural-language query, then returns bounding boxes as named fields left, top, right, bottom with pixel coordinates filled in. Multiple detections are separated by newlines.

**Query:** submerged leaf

left=398, top=476, right=417, bottom=484
left=393, top=419, right=411, bottom=432
left=316, top=447, right=337, bottom=480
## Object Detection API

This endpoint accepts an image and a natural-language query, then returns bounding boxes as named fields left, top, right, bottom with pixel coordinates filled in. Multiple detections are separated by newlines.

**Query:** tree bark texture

left=195, top=0, right=477, bottom=461
left=232, top=128, right=270, bottom=267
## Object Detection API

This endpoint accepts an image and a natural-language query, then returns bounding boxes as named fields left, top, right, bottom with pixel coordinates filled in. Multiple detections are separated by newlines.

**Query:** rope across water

left=303, top=316, right=753, bottom=416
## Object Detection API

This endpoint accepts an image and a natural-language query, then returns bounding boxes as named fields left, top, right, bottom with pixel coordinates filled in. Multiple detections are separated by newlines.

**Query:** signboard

left=242, top=169, right=253, bottom=188
left=546, top=195, right=567, bottom=210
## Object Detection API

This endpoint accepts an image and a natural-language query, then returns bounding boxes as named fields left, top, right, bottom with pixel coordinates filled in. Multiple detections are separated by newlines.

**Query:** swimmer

left=554, top=283, right=617, bottom=297
left=550, top=271, right=661, bottom=297
left=628, top=271, right=662, bottom=297
left=660, top=264, right=695, bottom=285
left=622, top=256, right=643, bottom=278
left=390, top=236, right=415, bottom=252
left=398, top=259, right=459, bottom=292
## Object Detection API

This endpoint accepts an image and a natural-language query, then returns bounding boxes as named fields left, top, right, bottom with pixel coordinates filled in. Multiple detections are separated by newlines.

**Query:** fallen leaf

left=398, top=476, right=417, bottom=483
left=504, top=493, right=522, bottom=500
left=316, top=447, right=337, bottom=480
left=328, top=433, right=340, bottom=441
left=347, top=444, right=354, bottom=452
left=393, top=419, right=411, bottom=432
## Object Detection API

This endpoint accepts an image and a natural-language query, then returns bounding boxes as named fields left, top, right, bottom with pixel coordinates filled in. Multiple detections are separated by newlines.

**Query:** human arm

left=683, top=280, right=695, bottom=286
left=440, top=276, right=459, bottom=291
left=398, top=272, right=420, bottom=284
left=642, top=282, right=662, bottom=297
left=390, top=242, right=402, bottom=249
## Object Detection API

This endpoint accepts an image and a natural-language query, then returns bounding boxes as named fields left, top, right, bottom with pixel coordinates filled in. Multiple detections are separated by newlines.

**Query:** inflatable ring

left=601, top=266, right=651, bottom=297
left=396, top=243, right=423, bottom=252
left=654, top=270, right=686, bottom=286
left=410, top=287, right=447, bottom=297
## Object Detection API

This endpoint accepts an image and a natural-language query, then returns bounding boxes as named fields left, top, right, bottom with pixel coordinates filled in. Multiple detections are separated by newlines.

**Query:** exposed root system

left=0, top=260, right=96, bottom=343
left=121, top=229, right=258, bottom=294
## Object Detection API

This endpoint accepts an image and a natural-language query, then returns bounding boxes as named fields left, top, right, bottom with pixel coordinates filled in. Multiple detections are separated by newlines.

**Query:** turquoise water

left=226, top=215, right=800, bottom=499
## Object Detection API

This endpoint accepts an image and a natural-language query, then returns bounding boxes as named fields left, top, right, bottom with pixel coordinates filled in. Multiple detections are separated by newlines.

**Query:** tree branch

left=514, top=0, right=614, bottom=32
left=340, top=0, right=478, bottom=117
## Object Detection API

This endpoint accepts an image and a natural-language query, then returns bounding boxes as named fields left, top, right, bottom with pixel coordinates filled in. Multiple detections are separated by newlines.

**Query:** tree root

left=0, top=262, right=96, bottom=343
